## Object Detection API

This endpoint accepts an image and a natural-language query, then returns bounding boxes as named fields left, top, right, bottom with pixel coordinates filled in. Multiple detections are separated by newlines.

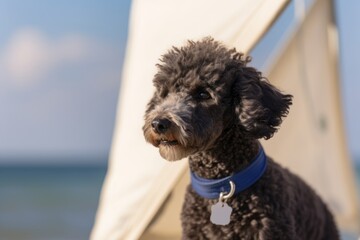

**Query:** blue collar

left=190, top=145, right=268, bottom=199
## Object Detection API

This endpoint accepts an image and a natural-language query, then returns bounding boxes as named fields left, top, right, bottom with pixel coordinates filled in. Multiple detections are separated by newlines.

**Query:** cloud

left=1, top=28, right=99, bottom=86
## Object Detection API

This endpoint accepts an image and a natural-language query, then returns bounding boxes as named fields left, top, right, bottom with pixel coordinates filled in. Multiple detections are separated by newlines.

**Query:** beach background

left=1, top=0, right=360, bottom=239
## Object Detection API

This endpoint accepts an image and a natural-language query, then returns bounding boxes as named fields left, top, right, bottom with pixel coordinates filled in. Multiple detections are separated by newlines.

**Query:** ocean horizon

left=0, top=158, right=359, bottom=240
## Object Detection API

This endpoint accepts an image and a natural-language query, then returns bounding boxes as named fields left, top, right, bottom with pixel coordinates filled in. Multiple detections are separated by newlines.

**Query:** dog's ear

left=233, top=66, right=292, bottom=139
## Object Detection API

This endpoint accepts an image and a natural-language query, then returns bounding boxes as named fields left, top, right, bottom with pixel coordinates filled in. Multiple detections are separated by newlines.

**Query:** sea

left=0, top=164, right=107, bottom=240
left=0, top=159, right=359, bottom=240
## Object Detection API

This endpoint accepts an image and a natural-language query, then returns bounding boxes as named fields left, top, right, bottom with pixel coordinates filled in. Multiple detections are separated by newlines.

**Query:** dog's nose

left=151, top=118, right=171, bottom=134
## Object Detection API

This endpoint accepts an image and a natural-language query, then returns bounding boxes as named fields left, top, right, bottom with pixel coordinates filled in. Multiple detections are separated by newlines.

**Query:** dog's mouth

left=147, top=132, right=195, bottom=161
left=157, top=137, right=179, bottom=146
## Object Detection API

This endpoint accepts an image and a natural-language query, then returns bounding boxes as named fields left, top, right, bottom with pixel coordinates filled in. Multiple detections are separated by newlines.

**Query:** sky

left=0, top=0, right=131, bottom=163
left=334, top=0, right=360, bottom=161
left=0, top=0, right=359, bottom=164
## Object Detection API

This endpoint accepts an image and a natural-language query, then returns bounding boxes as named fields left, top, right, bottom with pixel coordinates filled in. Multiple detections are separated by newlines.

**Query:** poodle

left=143, top=38, right=339, bottom=239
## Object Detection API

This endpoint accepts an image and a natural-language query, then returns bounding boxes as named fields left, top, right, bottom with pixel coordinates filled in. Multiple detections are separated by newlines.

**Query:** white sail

left=91, top=0, right=359, bottom=239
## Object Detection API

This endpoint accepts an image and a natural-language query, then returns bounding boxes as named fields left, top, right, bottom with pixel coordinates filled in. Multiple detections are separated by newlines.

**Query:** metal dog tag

left=210, top=201, right=232, bottom=225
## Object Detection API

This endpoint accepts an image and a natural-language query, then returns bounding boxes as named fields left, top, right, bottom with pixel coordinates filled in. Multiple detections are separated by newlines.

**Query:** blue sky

left=0, top=0, right=359, bottom=164
left=0, top=0, right=131, bottom=162
left=335, top=0, right=360, bottom=161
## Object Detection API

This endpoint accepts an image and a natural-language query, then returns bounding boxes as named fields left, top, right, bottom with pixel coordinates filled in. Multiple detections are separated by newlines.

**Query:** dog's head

left=143, top=38, right=292, bottom=161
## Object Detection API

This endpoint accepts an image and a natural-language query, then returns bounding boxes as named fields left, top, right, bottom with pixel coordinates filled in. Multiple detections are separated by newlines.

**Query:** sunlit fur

left=143, top=38, right=339, bottom=239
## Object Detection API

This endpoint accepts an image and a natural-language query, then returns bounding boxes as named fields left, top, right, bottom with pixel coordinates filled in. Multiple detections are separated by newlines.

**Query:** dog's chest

left=182, top=188, right=270, bottom=239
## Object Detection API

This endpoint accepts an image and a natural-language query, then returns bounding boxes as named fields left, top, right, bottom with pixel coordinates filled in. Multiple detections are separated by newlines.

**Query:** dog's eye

left=197, top=91, right=211, bottom=100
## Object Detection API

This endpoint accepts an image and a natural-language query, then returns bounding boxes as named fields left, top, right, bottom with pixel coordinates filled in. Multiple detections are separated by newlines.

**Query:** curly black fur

left=143, top=38, right=339, bottom=239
